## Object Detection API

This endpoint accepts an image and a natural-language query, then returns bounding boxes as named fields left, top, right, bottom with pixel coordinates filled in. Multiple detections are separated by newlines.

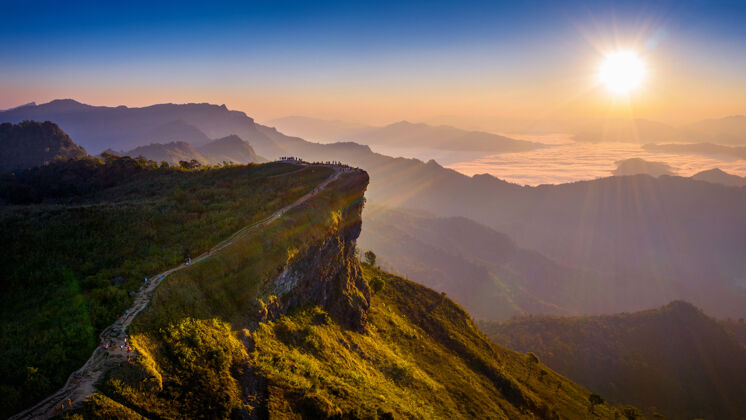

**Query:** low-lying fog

left=370, top=134, right=746, bottom=186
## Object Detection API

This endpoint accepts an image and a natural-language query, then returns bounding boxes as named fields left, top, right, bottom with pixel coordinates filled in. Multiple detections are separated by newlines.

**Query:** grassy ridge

left=90, top=266, right=628, bottom=419
left=0, top=158, right=332, bottom=417
left=77, top=170, right=629, bottom=419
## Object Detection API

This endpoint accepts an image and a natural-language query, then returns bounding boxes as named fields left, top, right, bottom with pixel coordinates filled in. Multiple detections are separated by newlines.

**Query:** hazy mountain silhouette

left=612, top=157, right=676, bottom=177
left=643, top=142, right=746, bottom=159
left=481, top=301, right=746, bottom=419
left=687, top=115, right=746, bottom=145
left=395, top=174, right=746, bottom=318
left=197, top=134, right=265, bottom=164
left=353, top=120, right=540, bottom=152
left=0, top=121, right=87, bottom=172
left=691, top=168, right=746, bottom=187
left=144, top=119, right=210, bottom=144
left=269, top=116, right=541, bottom=153
left=119, top=135, right=264, bottom=166
left=359, top=207, right=675, bottom=320
left=0, top=99, right=285, bottom=156
left=573, top=115, right=746, bottom=145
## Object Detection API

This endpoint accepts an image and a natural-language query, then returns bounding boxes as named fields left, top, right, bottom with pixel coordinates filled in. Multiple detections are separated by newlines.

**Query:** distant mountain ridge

left=355, top=120, right=541, bottom=152
left=0, top=121, right=87, bottom=172
left=118, top=135, right=264, bottom=166
left=0, top=99, right=285, bottom=155
left=5, top=100, right=745, bottom=319
left=481, top=301, right=746, bottom=419
left=686, top=115, right=746, bottom=145
left=359, top=207, right=673, bottom=320
left=267, top=115, right=541, bottom=153
left=574, top=115, right=746, bottom=145
left=198, top=134, right=264, bottom=164
left=144, top=119, right=210, bottom=145
left=612, top=157, right=676, bottom=177
left=691, top=168, right=746, bottom=187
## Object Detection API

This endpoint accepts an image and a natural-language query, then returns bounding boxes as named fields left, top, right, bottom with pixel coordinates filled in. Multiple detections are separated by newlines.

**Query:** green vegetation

left=0, top=156, right=332, bottom=417
left=4, top=153, right=636, bottom=418
left=65, top=172, right=629, bottom=418
left=481, top=301, right=746, bottom=419
left=363, top=249, right=377, bottom=267
left=90, top=265, right=629, bottom=418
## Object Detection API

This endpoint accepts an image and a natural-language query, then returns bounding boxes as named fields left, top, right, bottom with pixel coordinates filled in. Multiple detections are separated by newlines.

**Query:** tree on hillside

left=363, top=250, right=377, bottom=267
left=588, top=393, right=604, bottom=413
left=179, top=159, right=202, bottom=170
left=622, top=406, right=641, bottom=419
left=369, top=276, right=385, bottom=294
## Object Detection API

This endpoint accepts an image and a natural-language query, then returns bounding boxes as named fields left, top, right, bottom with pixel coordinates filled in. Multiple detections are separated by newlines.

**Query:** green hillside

left=0, top=156, right=331, bottom=417
left=68, top=170, right=629, bottom=419
left=0, top=121, right=87, bottom=172
left=481, top=302, right=746, bottom=419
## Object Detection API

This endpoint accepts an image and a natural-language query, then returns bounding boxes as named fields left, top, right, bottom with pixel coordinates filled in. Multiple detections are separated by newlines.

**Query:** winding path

left=10, top=164, right=347, bottom=420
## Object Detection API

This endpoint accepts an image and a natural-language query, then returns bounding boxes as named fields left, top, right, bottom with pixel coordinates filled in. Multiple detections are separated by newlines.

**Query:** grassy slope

left=75, top=172, right=628, bottom=419
left=0, top=160, right=332, bottom=417
left=245, top=267, right=626, bottom=419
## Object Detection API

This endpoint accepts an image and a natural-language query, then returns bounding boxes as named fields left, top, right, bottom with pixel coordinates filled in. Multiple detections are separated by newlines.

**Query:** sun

left=597, top=50, right=646, bottom=95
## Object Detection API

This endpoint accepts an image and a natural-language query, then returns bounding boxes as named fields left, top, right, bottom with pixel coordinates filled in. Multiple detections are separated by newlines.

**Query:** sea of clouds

left=446, top=140, right=746, bottom=186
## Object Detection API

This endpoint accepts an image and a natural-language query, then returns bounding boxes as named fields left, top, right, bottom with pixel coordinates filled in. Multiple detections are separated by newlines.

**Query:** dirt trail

left=10, top=164, right=346, bottom=420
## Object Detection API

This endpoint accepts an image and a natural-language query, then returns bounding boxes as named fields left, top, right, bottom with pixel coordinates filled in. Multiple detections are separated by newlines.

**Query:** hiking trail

left=10, top=163, right=347, bottom=419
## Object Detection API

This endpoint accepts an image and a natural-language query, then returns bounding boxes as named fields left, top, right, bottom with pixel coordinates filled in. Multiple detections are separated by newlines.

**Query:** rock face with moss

left=269, top=171, right=370, bottom=332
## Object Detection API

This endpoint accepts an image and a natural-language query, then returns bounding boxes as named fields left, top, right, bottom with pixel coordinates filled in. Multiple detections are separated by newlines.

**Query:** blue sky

left=1, top=0, right=745, bottom=124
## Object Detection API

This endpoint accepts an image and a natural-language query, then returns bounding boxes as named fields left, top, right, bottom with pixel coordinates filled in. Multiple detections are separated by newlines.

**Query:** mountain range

left=272, top=114, right=746, bottom=146
left=4, top=100, right=745, bottom=320
left=359, top=207, right=672, bottom=320
left=268, top=116, right=542, bottom=153
left=573, top=116, right=746, bottom=145
left=0, top=99, right=285, bottom=156
left=480, top=301, right=746, bottom=419
left=606, top=157, right=745, bottom=187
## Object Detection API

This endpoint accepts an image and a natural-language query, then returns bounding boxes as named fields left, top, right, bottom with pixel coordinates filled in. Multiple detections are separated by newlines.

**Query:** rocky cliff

left=264, top=170, right=371, bottom=332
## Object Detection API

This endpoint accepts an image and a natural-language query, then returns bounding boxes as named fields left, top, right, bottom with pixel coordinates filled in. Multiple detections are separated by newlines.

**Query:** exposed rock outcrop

left=266, top=171, right=371, bottom=332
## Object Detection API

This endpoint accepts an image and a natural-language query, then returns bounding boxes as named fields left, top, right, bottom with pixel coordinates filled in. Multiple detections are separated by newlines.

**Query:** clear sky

left=1, top=0, right=745, bottom=126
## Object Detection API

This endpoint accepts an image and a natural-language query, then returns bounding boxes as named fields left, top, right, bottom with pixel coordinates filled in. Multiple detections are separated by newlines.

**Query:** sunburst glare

left=597, top=50, right=646, bottom=96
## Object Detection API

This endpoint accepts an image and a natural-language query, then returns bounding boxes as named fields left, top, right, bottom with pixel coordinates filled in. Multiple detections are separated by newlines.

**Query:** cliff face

left=266, top=170, right=371, bottom=332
